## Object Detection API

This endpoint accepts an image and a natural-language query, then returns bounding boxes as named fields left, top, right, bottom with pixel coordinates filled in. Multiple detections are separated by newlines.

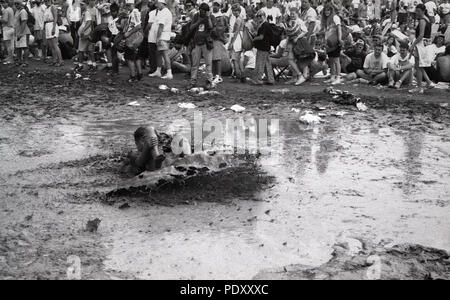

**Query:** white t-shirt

left=32, top=5, right=46, bottom=30
left=147, top=9, right=158, bottom=43
left=424, top=1, right=437, bottom=16
left=260, top=6, right=281, bottom=24
left=389, top=53, right=414, bottom=68
left=156, top=7, right=173, bottom=41
left=333, top=15, right=341, bottom=26
left=427, top=44, right=445, bottom=60
left=300, top=7, right=318, bottom=34
left=127, top=8, right=141, bottom=32
left=364, top=52, right=389, bottom=70
left=352, top=0, right=361, bottom=9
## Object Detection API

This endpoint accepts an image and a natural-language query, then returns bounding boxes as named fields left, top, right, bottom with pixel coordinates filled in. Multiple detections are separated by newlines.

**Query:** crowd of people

left=1, top=0, right=450, bottom=91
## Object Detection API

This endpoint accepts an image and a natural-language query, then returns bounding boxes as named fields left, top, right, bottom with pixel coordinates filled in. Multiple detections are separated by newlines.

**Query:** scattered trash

left=170, top=87, right=179, bottom=93
left=75, top=73, right=82, bottom=79
left=118, top=203, right=130, bottom=209
left=159, top=84, right=169, bottom=90
left=189, top=87, right=204, bottom=93
left=435, top=82, right=449, bottom=90
left=230, top=104, right=246, bottom=113
left=332, top=111, right=347, bottom=117
left=127, top=101, right=140, bottom=106
left=65, top=73, right=71, bottom=78
left=198, top=91, right=220, bottom=96
left=315, top=106, right=327, bottom=111
left=291, top=108, right=301, bottom=113
left=270, top=88, right=290, bottom=94
left=356, top=102, right=368, bottom=111
left=83, top=77, right=90, bottom=81
left=24, top=214, right=33, bottom=221
left=439, top=103, right=448, bottom=108
left=177, top=102, right=196, bottom=109
left=299, top=112, right=323, bottom=124
left=85, top=218, right=101, bottom=233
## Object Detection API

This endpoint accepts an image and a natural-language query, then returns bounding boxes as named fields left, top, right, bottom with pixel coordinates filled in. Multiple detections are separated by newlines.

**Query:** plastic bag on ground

left=230, top=104, right=246, bottom=113
left=299, top=112, right=323, bottom=124
left=177, top=102, right=196, bottom=109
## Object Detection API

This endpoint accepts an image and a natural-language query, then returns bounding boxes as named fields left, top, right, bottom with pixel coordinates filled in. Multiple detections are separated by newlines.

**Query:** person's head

left=399, top=42, right=409, bottom=57
left=255, top=10, right=266, bottom=24
left=212, top=1, right=221, bottom=13
left=134, top=127, right=150, bottom=152
left=354, top=39, right=365, bottom=53
left=386, top=36, right=395, bottom=48
left=199, top=2, right=209, bottom=17
left=289, top=7, right=299, bottom=19
left=415, top=3, right=427, bottom=19
left=372, top=35, right=381, bottom=45
left=79, top=0, right=87, bottom=12
left=184, top=0, right=194, bottom=11
left=88, top=0, right=95, bottom=8
left=322, top=4, right=334, bottom=18
left=266, top=0, right=274, bottom=9
left=301, top=0, right=310, bottom=10
left=434, top=35, right=445, bottom=47
left=111, top=2, right=119, bottom=18
left=374, top=43, right=383, bottom=57
left=156, top=0, right=167, bottom=10
left=14, top=0, right=23, bottom=9
left=231, top=3, right=240, bottom=17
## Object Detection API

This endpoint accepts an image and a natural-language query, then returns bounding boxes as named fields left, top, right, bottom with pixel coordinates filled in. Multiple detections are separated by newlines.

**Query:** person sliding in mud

left=127, top=126, right=167, bottom=174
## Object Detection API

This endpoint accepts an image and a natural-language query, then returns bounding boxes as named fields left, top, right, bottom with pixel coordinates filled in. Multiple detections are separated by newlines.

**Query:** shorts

left=15, top=35, right=28, bottom=49
left=2, top=27, right=14, bottom=41
left=137, top=41, right=148, bottom=60
left=212, top=40, right=227, bottom=61
left=45, top=22, right=59, bottom=39
left=34, top=29, right=44, bottom=41
left=124, top=46, right=139, bottom=61
left=157, top=40, right=169, bottom=51
left=327, top=46, right=341, bottom=58
left=78, top=38, right=94, bottom=52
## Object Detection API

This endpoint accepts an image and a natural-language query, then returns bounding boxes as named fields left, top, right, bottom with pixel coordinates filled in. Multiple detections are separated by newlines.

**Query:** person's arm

left=206, top=12, right=213, bottom=29
left=18, top=11, right=27, bottom=36
left=409, top=19, right=425, bottom=53
left=145, top=20, right=153, bottom=35
left=51, top=6, right=58, bottom=35
left=270, top=44, right=284, bottom=58
left=155, top=23, right=163, bottom=40
left=306, top=20, right=316, bottom=39
left=189, top=14, right=202, bottom=31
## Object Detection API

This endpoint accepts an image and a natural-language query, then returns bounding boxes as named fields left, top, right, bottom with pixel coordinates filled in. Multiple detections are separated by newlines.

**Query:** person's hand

left=408, top=45, right=414, bottom=53
left=228, top=43, right=233, bottom=51
left=124, top=31, right=130, bottom=38
left=52, top=27, right=56, bottom=36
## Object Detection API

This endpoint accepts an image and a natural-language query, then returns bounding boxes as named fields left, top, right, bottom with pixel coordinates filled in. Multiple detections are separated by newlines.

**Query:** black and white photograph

left=0, top=0, right=449, bottom=284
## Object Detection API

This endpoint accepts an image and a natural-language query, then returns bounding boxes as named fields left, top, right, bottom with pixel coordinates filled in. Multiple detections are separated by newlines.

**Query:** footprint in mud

left=17, top=149, right=53, bottom=158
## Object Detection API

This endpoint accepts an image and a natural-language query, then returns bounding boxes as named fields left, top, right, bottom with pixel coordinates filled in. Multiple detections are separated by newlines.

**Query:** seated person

left=341, top=39, right=367, bottom=79
left=308, top=51, right=329, bottom=78
left=436, top=44, right=450, bottom=90
left=355, top=43, right=388, bottom=84
left=424, top=34, right=447, bottom=82
left=387, top=42, right=414, bottom=88
left=168, top=41, right=191, bottom=74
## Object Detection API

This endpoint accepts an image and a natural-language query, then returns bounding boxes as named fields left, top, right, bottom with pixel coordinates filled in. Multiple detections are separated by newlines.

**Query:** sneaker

left=394, top=81, right=402, bottom=89
left=148, top=70, right=161, bottom=77
left=294, top=76, right=306, bottom=86
left=427, top=82, right=435, bottom=89
left=388, top=80, right=395, bottom=88
left=408, top=87, right=424, bottom=94
left=128, top=76, right=138, bottom=83
left=359, top=78, right=369, bottom=84
left=161, top=73, right=173, bottom=80
left=331, top=77, right=343, bottom=85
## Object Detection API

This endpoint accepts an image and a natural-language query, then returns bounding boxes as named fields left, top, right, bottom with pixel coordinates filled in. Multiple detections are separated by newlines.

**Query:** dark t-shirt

left=344, top=49, right=367, bottom=70
left=191, top=13, right=217, bottom=46
left=253, top=22, right=273, bottom=52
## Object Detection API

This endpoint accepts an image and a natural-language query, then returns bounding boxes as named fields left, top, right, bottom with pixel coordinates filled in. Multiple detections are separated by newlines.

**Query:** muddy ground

left=0, top=62, right=449, bottom=280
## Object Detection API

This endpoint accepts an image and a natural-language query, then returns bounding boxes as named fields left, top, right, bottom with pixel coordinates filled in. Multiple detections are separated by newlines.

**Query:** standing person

left=260, top=0, right=282, bottom=24
left=211, top=0, right=228, bottom=84
left=44, top=0, right=62, bottom=66
left=145, top=0, right=157, bottom=75
left=123, top=0, right=144, bottom=82
left=321, top=4, right=344, bottom=85
left=14, top=0, right=31, bottom=67
left=148, top=0, right=173, bottom=80
left=85, top=0, right=97, bottom=70
left=251, top=10, right=275, bottom=85
left=76, top=0, right=94, bottom=70
left=67, top=0, right=81, bottom=50
left=0, top=0, right=15, bottom=65
left=32, top=0, right=46, bottom=60
left=300, top=0, right=318, bottom=48
left=188, top=3, right=216, bottom=88
left=409, top=3, right=434, bottom=93
left=228, top=3, right=245, bottom=82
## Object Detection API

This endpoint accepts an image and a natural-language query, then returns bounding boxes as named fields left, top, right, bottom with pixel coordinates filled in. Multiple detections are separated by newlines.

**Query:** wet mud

left=0, top=63, right=449, bottom=279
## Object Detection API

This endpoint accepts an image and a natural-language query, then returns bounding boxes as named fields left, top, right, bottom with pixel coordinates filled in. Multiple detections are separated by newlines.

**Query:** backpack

left=24, top=8, right=35, bottom=29
left=180, top=21, right=195, bottom=46
left=269, top=23, right=283, bottom=48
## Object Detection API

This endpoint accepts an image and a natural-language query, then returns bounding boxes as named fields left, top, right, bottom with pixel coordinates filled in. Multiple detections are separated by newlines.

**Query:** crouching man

left=387, top=42, right=414, bottom=89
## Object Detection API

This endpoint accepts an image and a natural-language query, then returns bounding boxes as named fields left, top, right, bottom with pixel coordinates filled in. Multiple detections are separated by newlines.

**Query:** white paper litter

left=332, top=111, right=347, bottom=117
left=170, top=87, right=179, bottom=93
left=299, top=113, right=322, bottom=124
left=159, top=85, right=169, bottom=90
left=270, top=88, right=290, bottom=94
left=177, top=102, right=197, bottom=109
left=230, top=104, right=246, bottom=113
left=291, top=108, right=301, bottom=113
left=189, top=87, right=204, bottom=93
left=127, top=101, right=140, bottom=106
left=356, top=102, right=368, bottom=111
left=198, top=91, right=220, bottom=96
